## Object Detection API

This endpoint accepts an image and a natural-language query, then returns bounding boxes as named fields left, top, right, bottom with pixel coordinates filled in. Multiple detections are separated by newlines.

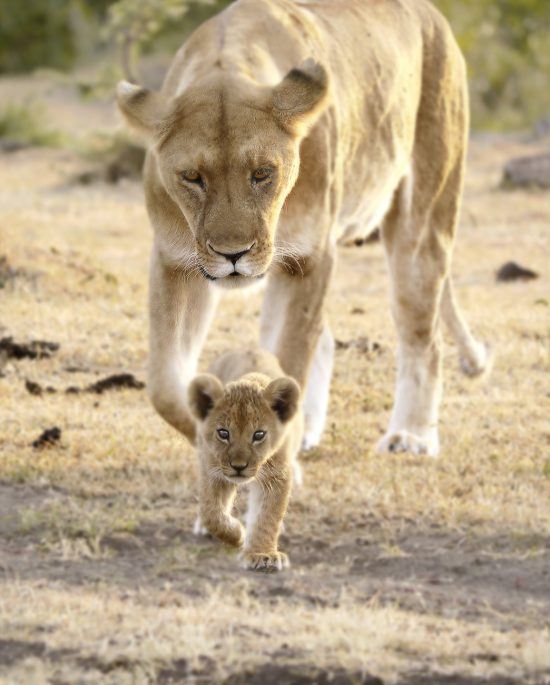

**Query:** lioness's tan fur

left=117, top=0, right=489, bottom=458
left=188, top=349, right=303, bottom=571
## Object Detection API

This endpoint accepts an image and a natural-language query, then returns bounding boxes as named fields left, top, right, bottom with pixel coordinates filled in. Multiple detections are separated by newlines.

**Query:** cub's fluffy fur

left=188, top=349, right=303, bottom=571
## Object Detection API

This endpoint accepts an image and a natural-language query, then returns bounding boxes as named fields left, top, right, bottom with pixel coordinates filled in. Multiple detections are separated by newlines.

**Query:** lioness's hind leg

left=441, top=278, right=492, bottom=378
left=377, top=30, right=470, bottom=457
left=378, top=168, right=460, bottom=457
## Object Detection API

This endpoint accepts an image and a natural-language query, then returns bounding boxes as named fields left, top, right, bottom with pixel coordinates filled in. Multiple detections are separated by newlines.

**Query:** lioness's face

left=156, top=92, right=300, bottom=289
left=188, top=374, right=300, bottom=484
left=117, top=61, right=328, bottom=289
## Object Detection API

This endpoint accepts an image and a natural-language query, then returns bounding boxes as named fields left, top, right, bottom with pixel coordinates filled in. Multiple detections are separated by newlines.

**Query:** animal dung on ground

left=496, top=261, right=539, bottom=282
left=353, top=228, right=381, bottom=246
left=66, top=373, right=145, bottom=395
left=0, top=255, right=24, bottom=288
left=0, top=337, right=59, bottom=361
left=501, top=153, right=550, bottom=189
left=335, top=337, right=381, bottom=355
left=31, top=427, right=61, bottom=449
left=25, top=379, right=56, bottom=396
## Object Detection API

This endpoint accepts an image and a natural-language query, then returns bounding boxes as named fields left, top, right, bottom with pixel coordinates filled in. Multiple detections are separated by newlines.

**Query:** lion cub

left=188, top=349, right=303, bottom=572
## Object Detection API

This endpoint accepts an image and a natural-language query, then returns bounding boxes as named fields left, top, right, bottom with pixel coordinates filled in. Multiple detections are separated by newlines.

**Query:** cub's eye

left=252, top=430, right=266, bottom=443
left=251, top=167, right=272, bottom=184
left=217, top=428, right=230, bottom=442
left=181, top=170, right=203, bottom=186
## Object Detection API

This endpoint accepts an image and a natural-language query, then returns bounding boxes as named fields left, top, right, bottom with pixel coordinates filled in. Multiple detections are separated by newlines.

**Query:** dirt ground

left=0, top=72, right=549, bottom=685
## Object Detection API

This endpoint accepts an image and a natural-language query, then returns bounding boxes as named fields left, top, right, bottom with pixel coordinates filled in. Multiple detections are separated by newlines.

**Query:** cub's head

left=188, top=374, right=300, bottom=484
left=116, top=60, right=328, bottom=289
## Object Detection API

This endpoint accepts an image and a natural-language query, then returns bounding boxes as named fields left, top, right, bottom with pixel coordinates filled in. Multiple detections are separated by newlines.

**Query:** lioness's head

left=188, top=373, right=300, bottom=483
left=117, top=60, right=328, bottom=289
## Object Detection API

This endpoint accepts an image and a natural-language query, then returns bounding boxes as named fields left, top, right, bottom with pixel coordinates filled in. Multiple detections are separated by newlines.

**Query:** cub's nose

left=230, top=461, right=249, bottom=474
left=208, top=241, right=254, bottom=265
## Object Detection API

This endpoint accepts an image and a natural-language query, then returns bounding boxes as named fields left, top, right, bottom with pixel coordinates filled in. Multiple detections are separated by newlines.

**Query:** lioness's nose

left=208, top=241, right=254, bottom=265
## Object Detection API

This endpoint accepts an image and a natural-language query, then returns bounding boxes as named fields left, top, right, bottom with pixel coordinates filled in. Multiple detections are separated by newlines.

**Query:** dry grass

left=0, top=74, right=549, bottom=684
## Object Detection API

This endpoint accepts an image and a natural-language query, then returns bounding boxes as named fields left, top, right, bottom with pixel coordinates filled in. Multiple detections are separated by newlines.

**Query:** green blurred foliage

left=0, top=0, right=77, bottom=72
left=0, top=102, right=64, bottom=147
left=0, top=0, right=548, bottom=131
left=103, top=0, right=215, bottom=81
left=433, top=0, right=550, bottom=130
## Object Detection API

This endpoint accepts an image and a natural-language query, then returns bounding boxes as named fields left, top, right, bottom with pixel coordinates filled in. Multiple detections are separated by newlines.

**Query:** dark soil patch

left=74, top=142, right=145, bottom=186
left=501, top=153, right=550, bottom=189
left=0, top=337, right=59, bottom=361
left=0, top=639, right=75, bottom=668
left=0, top=139, right=29, bottom=153
left=496, top=261, right=539, bottom=282
left=0, top=639, right=47, bottom=666
left=31, top=426, right=61, bottom=449
left=399, top=675, right=524, bottom=685
left=224, top=664, right=382, bottom=685
left=1, top=484, right=548, bottom=638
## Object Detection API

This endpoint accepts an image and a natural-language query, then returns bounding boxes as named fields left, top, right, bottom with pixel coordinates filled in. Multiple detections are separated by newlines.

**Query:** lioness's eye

left=217, top=428, right=230, bottom=442
left=251, top=168, right=272, bottom=184
left=252, top=430, right=266, bottom=443
left=181, top=170, right=203, bottom=186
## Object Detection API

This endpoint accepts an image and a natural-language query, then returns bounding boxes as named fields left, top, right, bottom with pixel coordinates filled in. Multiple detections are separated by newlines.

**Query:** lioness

left=117, top=0, right=489, bottom=457
left=188, top=349, right=302, bottom=571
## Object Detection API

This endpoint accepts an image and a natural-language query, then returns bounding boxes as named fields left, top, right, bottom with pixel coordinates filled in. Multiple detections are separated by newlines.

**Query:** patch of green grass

left=0, top=102, right=64, bottom=147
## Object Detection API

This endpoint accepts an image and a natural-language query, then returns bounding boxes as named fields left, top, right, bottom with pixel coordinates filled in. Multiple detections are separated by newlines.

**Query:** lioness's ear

left=272, top=59, right=329, bottom=134
left=264, top=377, right=301, bottom=424
left=116, top=81, right=167, bottom=136
left=188, top=374, right=224, bottom=422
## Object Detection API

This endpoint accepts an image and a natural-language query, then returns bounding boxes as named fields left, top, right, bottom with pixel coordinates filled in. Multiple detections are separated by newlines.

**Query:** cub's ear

left=264, top=376, right=301, bottom=424
left=188, top=374, right=224, bottom=422
left=116, top=81, right=168, bottom=137
left=272, top=59, right=329, bottom=135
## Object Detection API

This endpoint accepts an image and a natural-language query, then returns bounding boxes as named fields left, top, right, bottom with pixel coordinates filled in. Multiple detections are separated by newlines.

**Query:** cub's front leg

left=241, top=467, right=291, bottom=572
left=197, top=467, right=244, bottom=548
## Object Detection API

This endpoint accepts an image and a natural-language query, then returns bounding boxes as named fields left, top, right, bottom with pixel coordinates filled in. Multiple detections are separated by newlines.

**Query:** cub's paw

left=376, top=429, right=439, bottom=458
left=214, top=519, right=245, bottom=548
left=240, top=551, right=289, bottom=573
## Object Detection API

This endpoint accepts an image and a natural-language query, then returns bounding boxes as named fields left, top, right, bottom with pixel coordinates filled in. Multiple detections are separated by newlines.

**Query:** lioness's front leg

left=148, top=248, right=218, bottom=443
left=242, top=467, right=291, bottom=572
left=261, top=249, right=335, bottom=447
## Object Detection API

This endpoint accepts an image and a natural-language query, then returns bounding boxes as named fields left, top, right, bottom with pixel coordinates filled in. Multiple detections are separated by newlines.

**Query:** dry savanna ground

left=0, top=72, right=549, bottom=685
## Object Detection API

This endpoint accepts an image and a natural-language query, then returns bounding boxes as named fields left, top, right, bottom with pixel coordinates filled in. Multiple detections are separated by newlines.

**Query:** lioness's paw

left=193, top=515, right=209, bottom=537
left=301, top=430, right=322, bottom=452
left=240, top=551, right=289, bottom=573
left=460, top=342, right=493, bottom=379
left=376, top=429, right=439, bottom=458
left=292, top=459, right=303, bottom=488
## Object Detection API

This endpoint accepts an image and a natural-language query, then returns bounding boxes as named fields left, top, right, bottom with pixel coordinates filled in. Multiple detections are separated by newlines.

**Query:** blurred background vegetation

left=0, top=0, right=548, bottom=132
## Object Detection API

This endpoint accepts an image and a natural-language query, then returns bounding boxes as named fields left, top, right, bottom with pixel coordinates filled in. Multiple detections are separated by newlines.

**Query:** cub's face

left=116, top=61, right=328, bottom=290
left=188, top=375, right=300, bottom=484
